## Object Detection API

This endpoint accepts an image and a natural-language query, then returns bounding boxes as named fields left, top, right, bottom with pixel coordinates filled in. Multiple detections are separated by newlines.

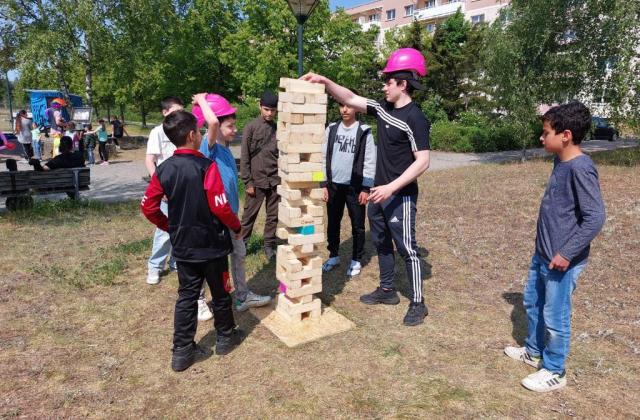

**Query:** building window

left=426, top=23, right=435, bottom=33
left=426, top=0, right=435, bottom=8
left=471, top=14, right=485, bottom=25
left=405, top=5, right=414, bottom=16
left=386, top=9, right=396, bottom=20
left=368, top=13, right=380, bottom=22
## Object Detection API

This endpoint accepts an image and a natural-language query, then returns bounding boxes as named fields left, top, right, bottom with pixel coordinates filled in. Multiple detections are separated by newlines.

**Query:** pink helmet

left=382, top=48, right=427, bottom=77
left=192, top=93, right=237, bottom=128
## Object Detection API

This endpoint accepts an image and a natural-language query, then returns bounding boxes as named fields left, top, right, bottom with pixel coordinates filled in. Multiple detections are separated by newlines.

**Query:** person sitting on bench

left=31, top=136, right=85, bottom=171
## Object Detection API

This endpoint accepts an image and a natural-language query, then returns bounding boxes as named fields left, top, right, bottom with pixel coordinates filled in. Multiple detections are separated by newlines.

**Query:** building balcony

left=413, top=1, right=464, bottom=21
left=361, top=21, right=381, bottom=31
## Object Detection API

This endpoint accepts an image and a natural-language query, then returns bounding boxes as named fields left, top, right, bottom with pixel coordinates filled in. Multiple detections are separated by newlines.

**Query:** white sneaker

left=521, top=368, right=567, bottom=392
left=146, top=269, right=160, bottom=285
left=346, top=260, right=362, bottom=277
left=235, top=291, right=272, bottom=312
left=197, top=299, right=213, bottom=321
left=322, top=256, right=340, bottom=272
left=504, top=346, right=542, bottom=368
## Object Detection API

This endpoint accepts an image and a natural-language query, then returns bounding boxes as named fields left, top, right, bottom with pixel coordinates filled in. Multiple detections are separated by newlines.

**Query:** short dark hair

left=59, top=136, right=73, bottom=154
left=218, top=113, right=237, bottom=124
left=383, top=75, right=414, bottom=94
left=163, top=110, right=197, bottom=147
left=542, top=101, right=591, bottom=144
left=98, top=119, right=105, bottom=123
left=161, top=96, right=184, bottom=111
left=260, top=91, right=278, bottom=108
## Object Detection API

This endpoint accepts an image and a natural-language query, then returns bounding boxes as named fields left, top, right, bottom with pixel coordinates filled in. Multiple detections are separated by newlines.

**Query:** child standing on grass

left=89, top=119, right=109, bottom=165
left=320, top=97, right=376, bottom=277
left=504, top=102, right=605, bottom=392
left=141, top=110, right=243, bottom=372
left=195, top=93, right=272, bottom=312
left=84, top=124, right=97, bottom=165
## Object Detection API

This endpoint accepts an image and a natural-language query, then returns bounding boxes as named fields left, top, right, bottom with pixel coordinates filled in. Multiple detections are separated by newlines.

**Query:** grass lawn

left=1, top=159, right=639, bottom=417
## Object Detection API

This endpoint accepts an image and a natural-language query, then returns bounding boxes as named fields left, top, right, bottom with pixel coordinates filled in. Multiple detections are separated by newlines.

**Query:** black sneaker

left=403, top=301, right=428, bottom=326
left=215, top=328, right=244, bottom=355
left=171, top=342, right=212, bottom=372
left=359, top=287, right=400, bottom=305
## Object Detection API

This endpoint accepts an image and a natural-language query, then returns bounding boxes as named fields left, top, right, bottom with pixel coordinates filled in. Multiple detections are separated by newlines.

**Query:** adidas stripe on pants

left=368, top=194, right=424, bottom=303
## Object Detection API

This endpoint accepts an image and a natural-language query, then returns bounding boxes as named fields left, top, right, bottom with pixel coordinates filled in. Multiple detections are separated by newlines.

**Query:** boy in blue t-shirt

left=195, top=93, right=272, bottom=312
left=504, top=102, right=606, bottom=393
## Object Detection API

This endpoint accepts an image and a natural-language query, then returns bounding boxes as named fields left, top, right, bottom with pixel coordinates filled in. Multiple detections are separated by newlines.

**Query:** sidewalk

left=1, top=139, right=637, bottom=208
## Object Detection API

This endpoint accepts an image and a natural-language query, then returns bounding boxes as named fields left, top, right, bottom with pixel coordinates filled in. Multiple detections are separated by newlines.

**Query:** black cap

left=384, top=71, right=425, bottom=91
left=260, top=91, right=278, bottom=108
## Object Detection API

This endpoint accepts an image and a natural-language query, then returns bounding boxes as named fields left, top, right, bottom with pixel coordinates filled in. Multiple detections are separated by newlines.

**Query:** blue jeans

left=524, top=253, right=587, bottom=373
left=86, top=147, right=95, bottom=164
left=147, top=201, right=175, bottom=271
left=33, top=140, right=43, bottom=160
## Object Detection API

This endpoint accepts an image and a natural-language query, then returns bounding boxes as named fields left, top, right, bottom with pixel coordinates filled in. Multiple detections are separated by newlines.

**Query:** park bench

left=0, top=167, right=90, bottom=211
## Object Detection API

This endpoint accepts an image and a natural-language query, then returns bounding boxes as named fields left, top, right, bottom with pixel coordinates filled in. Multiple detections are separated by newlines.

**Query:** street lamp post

left=286, top=0, right=321, bottom=77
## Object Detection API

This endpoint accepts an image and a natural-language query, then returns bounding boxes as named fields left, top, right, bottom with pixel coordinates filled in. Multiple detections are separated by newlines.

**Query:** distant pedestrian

left=84, top=124, right=97, bottom=165
left=110, top=116, right=129, bottom=149
left=14, top=110, right=33, bottom=160
left=88, top=119, right=109, bottom=165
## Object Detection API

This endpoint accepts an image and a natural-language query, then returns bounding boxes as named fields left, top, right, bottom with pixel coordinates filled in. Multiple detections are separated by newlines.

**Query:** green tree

left=425, top=10, right=486, bottom=120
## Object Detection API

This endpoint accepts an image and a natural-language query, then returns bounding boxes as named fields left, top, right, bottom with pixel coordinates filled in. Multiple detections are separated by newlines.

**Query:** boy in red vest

left=141, top=110, right=243, bottom=372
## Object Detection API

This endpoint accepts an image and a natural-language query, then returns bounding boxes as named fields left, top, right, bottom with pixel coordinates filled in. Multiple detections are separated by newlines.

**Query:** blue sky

left=330, top=0, right=371, bottom=11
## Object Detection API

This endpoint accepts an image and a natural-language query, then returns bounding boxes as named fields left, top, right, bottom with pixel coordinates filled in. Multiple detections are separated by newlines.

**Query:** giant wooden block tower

left=275, top=77, right=327, bottom=323
left=253, top=78, right=354, bottom=347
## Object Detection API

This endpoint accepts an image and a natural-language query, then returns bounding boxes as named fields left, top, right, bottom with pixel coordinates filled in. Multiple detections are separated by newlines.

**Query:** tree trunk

left=120, top=104, right=125, bottom=124
left=140, top=103, right=147, bottom=128
left=54, top=57, right=73, bottom=113
left=107, top=104, right=111, bottom=121
left=83, top=56, right=94, bottom=110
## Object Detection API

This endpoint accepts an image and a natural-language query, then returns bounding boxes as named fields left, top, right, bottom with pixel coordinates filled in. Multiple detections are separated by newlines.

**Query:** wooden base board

left=250, top=303, right=355, bottom=348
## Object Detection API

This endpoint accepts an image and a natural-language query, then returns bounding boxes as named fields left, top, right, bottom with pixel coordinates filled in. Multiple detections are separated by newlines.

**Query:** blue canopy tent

left=26, top=90, right=83, bottom=127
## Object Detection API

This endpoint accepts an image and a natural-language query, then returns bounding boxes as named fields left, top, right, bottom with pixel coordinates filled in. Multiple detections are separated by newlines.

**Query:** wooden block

left=304, top=114, right=327, bottom=124
left=278, top=142, right=323, bottom=154
left=276, top=270, right=320, bottom=291
left=309, top=188, right=324, bottom=200
left=276, top=294, right=322, bottom=322
left=276, top=246, right=302, bottom=273
left=280, top=78, right=325, bottom=94
left=279, top=92, right=328, bottom=105
left=282, top=102, right=327, bottom=115
left=301, top=243, right=314, bottom=253
left=279, top=152, right=300, bottom=164
left=277, top=185, right=302, bottom=201
left=286, top=123, right=325, bottom=134
left=279, top=160, right=323, bottom=173
left=279, top=202, right=301, bottom=218
left=287, top=232, right=324, bottom=246
left=305, top=203, right=324, bottom=217
left=279, top=112, right=304, bottom=124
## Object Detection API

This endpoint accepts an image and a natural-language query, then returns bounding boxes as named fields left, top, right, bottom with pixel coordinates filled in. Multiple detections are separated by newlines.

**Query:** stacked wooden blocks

left=275, top=78, right=327, bottom=323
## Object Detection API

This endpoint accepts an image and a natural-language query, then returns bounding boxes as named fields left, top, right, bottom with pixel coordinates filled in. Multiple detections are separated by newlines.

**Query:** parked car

left=591, top=117, right=619, bottom=141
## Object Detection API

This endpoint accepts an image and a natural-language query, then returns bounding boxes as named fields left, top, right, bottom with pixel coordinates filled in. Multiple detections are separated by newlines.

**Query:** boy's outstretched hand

left=549, top=254, right=570, bottom=271
left=300, top=72, right=325, bottom=84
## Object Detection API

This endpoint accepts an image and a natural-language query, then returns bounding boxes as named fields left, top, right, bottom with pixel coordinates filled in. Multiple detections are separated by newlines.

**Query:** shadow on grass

left=320, top=230, right=374, bottom=305
left=502, top=292, right=527, bottom=345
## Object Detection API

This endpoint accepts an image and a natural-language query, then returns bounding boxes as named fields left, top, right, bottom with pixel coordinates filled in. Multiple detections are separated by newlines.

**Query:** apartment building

left=344, top=0, right=509, bottom=46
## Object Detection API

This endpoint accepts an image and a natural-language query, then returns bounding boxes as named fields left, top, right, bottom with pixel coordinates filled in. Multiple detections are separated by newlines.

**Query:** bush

left=467, top=126, right=495, bottom=152
left=421, top=97, right=448, bottom=124
left=430, top=120, right=473, bottom=152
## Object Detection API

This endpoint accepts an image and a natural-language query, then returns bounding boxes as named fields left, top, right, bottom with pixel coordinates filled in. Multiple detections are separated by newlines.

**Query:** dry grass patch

left=1, top=160, right=639, bottom=418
